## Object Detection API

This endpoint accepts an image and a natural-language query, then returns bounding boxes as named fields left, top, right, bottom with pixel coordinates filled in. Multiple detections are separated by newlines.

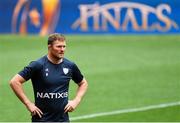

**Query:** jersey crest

left=63, top=68, right=69, bottom=75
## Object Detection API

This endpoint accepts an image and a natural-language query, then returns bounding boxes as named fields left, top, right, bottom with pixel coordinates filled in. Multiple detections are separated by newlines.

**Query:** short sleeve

left=18, top=61, right=42, bottom=81
left=72, top=63, right=84, bottom=84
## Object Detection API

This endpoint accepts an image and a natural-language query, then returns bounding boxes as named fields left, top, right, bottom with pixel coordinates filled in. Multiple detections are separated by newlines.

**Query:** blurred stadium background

left=0, top=0, right=180, bottom=122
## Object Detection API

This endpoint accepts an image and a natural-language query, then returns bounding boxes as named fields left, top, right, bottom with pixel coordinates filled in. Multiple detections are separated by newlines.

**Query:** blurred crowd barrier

left=0, top=0, right=179, bottom=35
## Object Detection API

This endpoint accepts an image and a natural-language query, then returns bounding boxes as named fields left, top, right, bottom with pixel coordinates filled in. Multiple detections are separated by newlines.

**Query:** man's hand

left=64, top=79, right=88, bottom=113
left=26, top=102, right=43, bottom=118
left=64, top=99, right=80, bottom=113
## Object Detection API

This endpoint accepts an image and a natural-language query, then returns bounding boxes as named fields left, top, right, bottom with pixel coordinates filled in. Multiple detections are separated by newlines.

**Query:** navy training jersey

left=18, top=55, right=83, bottom=122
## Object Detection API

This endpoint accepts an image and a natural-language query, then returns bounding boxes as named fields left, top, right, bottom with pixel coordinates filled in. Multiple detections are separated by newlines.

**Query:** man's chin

left=58, top=55, right=64, bottom=59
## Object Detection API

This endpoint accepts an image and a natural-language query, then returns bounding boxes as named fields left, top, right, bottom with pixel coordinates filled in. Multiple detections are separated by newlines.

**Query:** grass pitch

left=0, top=34, right=180, bottom=121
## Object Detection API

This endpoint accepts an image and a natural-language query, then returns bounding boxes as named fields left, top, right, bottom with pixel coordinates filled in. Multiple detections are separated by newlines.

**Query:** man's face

left=48, top=40, right=66, bottom=59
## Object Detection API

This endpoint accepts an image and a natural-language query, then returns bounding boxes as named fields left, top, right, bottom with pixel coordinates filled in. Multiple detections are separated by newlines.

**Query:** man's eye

left=57, top=46, right=66, bottom=48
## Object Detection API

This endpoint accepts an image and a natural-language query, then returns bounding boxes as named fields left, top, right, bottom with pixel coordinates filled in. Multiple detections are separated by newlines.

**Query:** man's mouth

left=59, top=53, right=64, bottom=55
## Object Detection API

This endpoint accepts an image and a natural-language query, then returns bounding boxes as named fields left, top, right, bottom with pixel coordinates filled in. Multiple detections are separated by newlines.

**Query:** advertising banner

left=0, top=0, right=179, bottom=35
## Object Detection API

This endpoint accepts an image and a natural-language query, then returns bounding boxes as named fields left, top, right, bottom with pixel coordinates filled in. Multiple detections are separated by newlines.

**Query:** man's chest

left=36, top=64, right=72, bottom=86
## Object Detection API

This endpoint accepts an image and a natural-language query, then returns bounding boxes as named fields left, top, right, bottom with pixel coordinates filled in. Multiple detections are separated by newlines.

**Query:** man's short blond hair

left=48, top=33, right=66, bottom=45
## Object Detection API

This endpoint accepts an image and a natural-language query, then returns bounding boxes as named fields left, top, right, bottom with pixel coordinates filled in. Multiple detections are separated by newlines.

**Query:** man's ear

left=48, top=44, right=51, bottom=49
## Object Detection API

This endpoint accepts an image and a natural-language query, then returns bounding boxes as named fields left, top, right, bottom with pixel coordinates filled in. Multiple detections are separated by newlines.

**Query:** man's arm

left=64, top=78, right=88, bottom=113
left=9, top=74, right=43, bottom=118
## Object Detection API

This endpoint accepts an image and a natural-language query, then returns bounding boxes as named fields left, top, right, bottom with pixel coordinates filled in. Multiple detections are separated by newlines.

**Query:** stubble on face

left=48, top=40, right=66, bottom=63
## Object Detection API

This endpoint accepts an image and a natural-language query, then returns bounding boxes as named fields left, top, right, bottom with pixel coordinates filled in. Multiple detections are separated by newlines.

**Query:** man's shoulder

left=63, top=58, right=75, bottom=66
left=29, top=55, right=46, bottom=68
left=36, top=55, right=47, bottom=64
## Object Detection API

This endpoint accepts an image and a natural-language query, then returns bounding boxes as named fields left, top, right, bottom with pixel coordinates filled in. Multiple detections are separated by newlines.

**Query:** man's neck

left=47, top=54, right=63, bottom=64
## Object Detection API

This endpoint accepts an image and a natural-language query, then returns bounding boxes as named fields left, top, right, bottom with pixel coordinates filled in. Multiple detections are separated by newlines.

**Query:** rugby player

left=10, top=33, right=88, bottom=122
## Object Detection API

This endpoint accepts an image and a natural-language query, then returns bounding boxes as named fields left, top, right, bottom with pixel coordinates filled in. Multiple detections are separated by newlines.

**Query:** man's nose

left=60, top=47, right=65, bottom=51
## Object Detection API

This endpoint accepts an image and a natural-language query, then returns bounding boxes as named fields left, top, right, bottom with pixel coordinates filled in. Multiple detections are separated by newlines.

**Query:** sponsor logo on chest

left=37, top=92, right=68, bottom=99
left=45, top=68, right=49, bottom=77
